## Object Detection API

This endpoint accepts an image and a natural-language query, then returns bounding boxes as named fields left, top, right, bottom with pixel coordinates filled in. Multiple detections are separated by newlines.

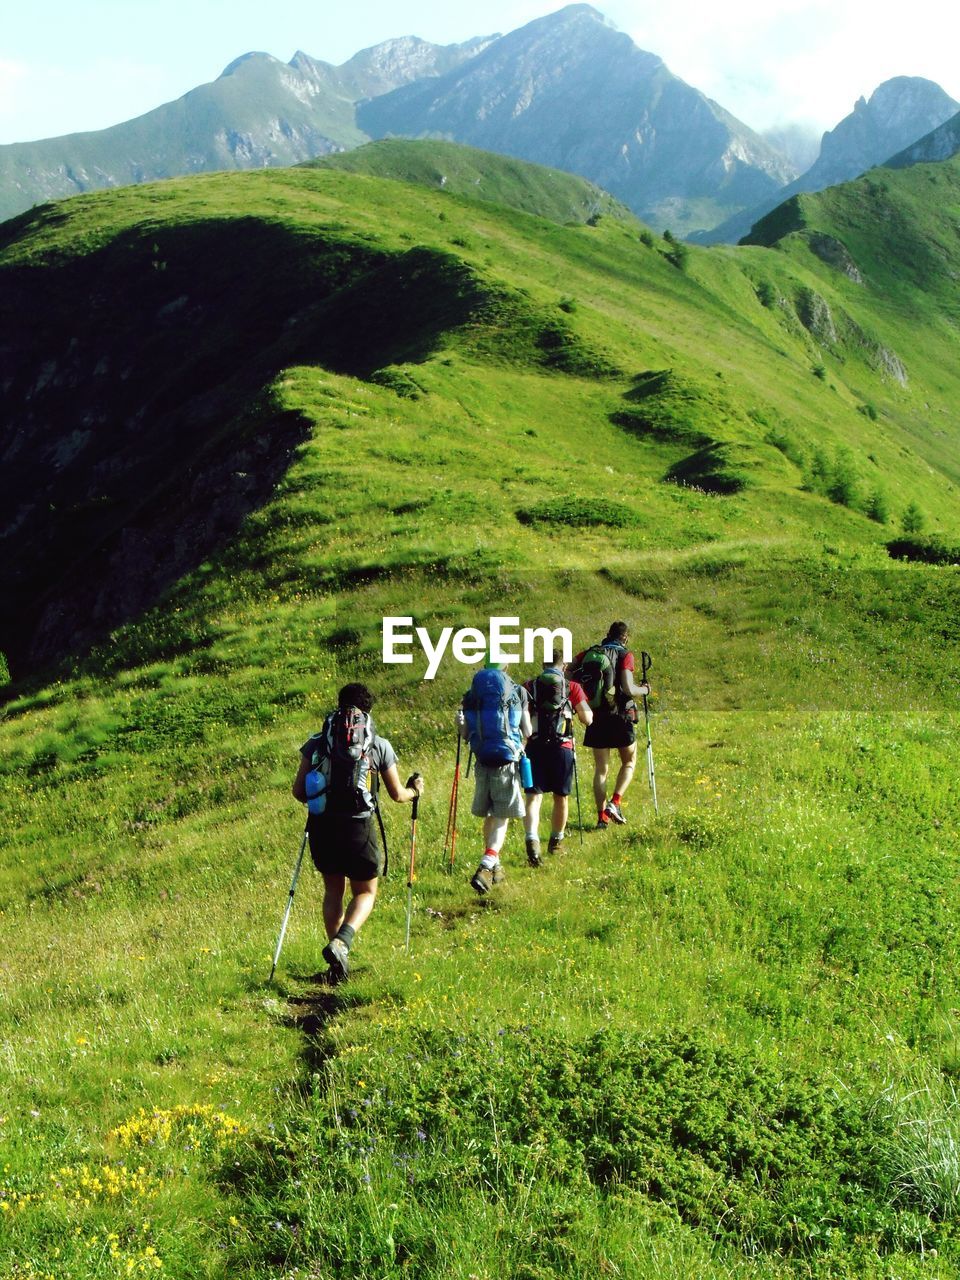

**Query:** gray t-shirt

left=300, top=731, right=397, bottom=776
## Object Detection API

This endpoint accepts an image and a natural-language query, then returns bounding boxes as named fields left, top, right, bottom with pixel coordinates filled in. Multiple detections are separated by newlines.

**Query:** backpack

left=463, top=668, right=523, bottom=766
left=574, top=642, right=624, bottom=711
left=309, top=706, right=377, bottom=818
left=529, top=669, right=571, bottom=743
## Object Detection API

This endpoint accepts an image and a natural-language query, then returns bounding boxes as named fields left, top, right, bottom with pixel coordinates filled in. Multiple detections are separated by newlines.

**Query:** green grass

left=2, top=149, right=960, bottom=1277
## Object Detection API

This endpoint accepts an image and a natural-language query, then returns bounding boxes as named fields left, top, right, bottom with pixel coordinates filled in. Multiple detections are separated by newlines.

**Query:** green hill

left=0, top=150, right=959, bottom=1279
left=301, top=138, right=633, bottom=224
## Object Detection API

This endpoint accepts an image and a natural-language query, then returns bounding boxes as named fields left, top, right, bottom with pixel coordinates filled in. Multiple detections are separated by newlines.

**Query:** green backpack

left=575, top=642, right=622, bottom=711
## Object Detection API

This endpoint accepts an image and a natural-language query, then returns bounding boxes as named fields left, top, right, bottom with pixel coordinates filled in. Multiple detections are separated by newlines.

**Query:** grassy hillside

left=301, top=138, right=633, bottom=224
left=1, top=148, right=959, bottom=1278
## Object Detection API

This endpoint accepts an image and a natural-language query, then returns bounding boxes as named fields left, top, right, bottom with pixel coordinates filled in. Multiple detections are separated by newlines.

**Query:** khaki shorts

left=471, top=761, right=525, bottom=819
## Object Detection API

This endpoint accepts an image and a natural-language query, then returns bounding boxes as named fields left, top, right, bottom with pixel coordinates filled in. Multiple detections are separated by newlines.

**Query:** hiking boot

left=526, top=837, right=542, bottom=868
left=471, top=865, right=492, bottom=895
left=491, top=861, right=506, bottom=885
left=548, top=833, right=565, bottom=855
left=603, top=800, right=626, bottom=825
left=322, top=937, right=350, bottom=984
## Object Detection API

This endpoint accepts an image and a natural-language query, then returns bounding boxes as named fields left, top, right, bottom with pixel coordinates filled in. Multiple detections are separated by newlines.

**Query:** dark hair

left=338, top=682, right=375, bottom=713
left=606, top=621, right=629, bottom=642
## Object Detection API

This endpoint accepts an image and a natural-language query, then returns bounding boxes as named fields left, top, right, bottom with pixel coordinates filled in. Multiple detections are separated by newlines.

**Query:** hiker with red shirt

left=572, top=621, right=649, bottom=828
left=522, top=653, right=593, bottom=863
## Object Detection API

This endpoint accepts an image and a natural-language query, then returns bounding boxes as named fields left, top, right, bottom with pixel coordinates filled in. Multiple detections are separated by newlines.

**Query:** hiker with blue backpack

left=572, top=622, right=649, bottom=828
left=291, top=682, right=424, bottom=983
left=522, top=652, right=593, bottom=863
left=460, top=662, right=532, bottom=895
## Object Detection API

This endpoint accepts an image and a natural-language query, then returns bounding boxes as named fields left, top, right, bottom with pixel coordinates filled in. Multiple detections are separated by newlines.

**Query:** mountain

left=357, top=4, right=796, bottom=235
left=698, top=76, right=960, bottom=244
left=2, top=142, right=959, bottom=676
left=886, top=107, right=960, bottom=167
left=0, top=6, right=793, bottom=236
left=0, top=34, right=491, bottom=222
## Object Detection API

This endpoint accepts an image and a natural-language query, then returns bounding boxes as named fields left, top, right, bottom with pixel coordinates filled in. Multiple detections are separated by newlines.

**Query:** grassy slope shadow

left=0, top=214, right=485, bottom=680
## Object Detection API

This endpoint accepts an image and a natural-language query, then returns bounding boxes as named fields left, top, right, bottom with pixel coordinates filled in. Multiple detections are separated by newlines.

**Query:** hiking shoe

left=322, top=937, right=350, bottom=984
left=526, top=837, right=542, bottom=868
left=603, top=800, right=626, bottom=825
left=471, top=865, right=492, bottom=895
left=548, top=834, right=565, bottom=854
left=595, top=815, right=610, bottom=830
left=491, top=861, right=506, bottom=885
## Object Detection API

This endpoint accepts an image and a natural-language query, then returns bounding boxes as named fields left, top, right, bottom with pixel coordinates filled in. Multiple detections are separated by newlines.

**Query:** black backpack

left=310, top=706, right=376, bottom=818
left=530, top=670, right=571, bottom=743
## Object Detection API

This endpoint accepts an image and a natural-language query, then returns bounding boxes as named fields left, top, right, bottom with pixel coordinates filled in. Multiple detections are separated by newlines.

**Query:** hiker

left=460, top=662, right=532, bottom=895
left=522, top=653, right=593, bottom=863
left=292, top=682, right=423, bottom=982
left=572, top=621, right=649, bottom=828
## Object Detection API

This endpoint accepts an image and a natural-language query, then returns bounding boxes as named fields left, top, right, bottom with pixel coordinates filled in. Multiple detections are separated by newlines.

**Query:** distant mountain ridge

left=698, top=77, right=959, bottom=244
left=0, top=5, right=795, bottom=234
left=0, top=6, right=956, bottom=239
left=357, top=5, right=795, bottom=234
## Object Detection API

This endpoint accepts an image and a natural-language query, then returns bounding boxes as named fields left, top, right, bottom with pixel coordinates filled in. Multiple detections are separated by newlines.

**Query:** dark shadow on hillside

left=0, top=216, right=486, bottom=680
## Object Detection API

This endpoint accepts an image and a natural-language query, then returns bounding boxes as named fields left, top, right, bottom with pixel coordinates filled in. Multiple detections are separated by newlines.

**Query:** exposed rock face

left=808, top=78, right=959, bottom=190
left=698, top=77, right=959, bottom=244
left=358, top=4, right=795, bottom=234
left=886, top=109, right=960, bottom=168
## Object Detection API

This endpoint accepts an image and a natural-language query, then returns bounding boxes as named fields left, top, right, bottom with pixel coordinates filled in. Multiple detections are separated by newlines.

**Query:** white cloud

left=605, top=0, right=960, bottom=132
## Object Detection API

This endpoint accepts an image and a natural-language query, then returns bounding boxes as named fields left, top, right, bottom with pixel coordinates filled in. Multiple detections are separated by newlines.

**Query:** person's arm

left=519, top=688, right=533, bottom=743
left=292, top=754, right=311, bottom=803
left=619, top=655, right=649, bottom=700
left=380, top=763, right=424, bottom=804
left=575, top=698, right=593, bottom=727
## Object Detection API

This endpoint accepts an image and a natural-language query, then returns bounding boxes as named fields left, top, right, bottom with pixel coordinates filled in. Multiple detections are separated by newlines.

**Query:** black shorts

left=525, top=737, right=576, bottom=796
left=307, top=812, right=383, bottom=881
left=584, top=711, right=636, bottom=750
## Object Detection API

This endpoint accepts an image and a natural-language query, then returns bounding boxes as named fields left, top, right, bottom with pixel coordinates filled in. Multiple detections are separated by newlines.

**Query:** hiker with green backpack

left=571, top=622, right=649, bottom=828
left=460, top=662, right=532, bottom=895
left=522, top=652, right=593, bottom=863
left=292, top=682, right=424, bottom=983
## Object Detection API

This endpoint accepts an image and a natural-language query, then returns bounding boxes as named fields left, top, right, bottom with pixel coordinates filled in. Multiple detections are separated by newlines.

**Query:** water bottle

left=519, top=753, right=533, bottom=790
left=305, top=769, right=327, bottom=816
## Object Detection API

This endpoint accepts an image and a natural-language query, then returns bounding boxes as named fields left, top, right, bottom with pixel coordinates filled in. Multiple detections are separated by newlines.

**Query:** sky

left=1, top=0, right=959, bottom=146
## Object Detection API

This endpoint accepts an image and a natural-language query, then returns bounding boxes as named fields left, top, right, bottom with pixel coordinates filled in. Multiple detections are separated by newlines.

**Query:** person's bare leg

left=592, top=748, right=610, bottom=815
left=321, top=874, right=347, bottom=940
left=613, top=744, right=637, bottom=799
left=343, top=877, right=378, bottom=933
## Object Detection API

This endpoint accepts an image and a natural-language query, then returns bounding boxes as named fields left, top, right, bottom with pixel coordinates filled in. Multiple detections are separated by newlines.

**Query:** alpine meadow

left=1, top=135, right=960, bottom=1280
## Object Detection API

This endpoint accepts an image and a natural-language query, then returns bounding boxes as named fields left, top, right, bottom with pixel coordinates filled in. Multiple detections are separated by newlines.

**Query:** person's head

left=338, top=682, right=375, bottom=713
left=543, top=648, right=566, bottom=670
left=606, top=621, right=629, bottom=644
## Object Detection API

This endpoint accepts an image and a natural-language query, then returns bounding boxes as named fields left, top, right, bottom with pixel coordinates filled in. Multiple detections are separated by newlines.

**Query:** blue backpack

left=463, top=668, right=523, bottom=766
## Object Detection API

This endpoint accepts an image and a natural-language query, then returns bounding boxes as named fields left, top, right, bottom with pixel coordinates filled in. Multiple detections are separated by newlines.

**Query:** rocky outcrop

left=886, top=109, right=960, bottom=168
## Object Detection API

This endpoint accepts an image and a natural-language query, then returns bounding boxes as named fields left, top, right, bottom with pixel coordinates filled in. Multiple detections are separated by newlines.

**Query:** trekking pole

left=443, top=733, right=462, bottom=872
left=573, top=744, right=584, bottom=845
left=641, top=651, right=659, bottom=816
left=404, top=776, right=422, bottom=954
left=269, top=824, right=309, bottom=982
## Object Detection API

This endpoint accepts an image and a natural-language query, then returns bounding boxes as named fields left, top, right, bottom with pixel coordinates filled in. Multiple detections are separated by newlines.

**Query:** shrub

left=516, top=497, right=637, bottom=528
left=901, top=501, right=926, bottom=535
left=887, top=535, right=960, bottom=564
left=756, top=280, right=777, bottom=308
